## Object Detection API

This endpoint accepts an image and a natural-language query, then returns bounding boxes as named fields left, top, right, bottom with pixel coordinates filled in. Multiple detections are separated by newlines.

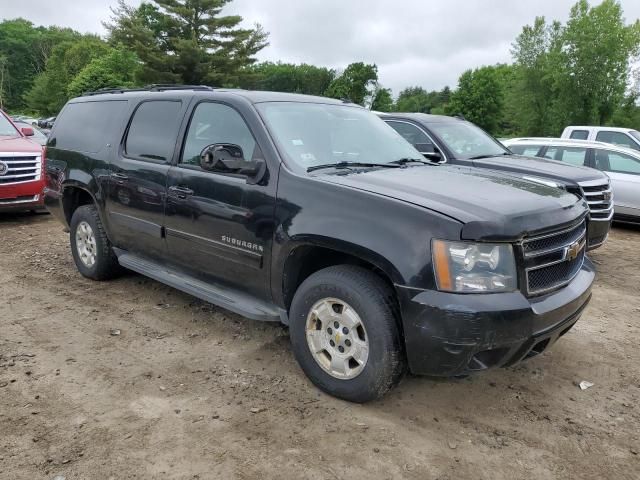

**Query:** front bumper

left=586, top=217, right=611, bottom=250
left=397, top=258, right=595, bottom=376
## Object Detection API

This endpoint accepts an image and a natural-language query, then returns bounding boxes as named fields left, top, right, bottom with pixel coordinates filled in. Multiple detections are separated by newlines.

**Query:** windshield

left=427, top=121, right=509, bottom=159
left=256, top=102, right=421, bottom=170
left=0, top=113, right=19, bottom=136
left=629, top=130, right=640, bottom=142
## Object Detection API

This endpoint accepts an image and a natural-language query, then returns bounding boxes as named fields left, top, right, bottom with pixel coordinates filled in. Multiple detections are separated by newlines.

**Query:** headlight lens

left=432, top=239, right=517, bottom=293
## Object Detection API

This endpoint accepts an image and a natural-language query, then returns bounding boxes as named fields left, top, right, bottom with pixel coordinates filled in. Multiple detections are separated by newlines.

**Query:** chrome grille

left=579, top=179, right=613, bottom=221
left=522, top=219, right=587, bottom=296
left=0, top=154, right=42, bottom=185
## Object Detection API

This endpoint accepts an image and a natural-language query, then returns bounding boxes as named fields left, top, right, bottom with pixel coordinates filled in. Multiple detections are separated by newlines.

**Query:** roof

left=566, top=126, right=639, bottom=133
left=379, top=112, right=460, bottom=123
left=72, top=85, right=349, bottom=106
left=505, top=137, right=640, bottom=158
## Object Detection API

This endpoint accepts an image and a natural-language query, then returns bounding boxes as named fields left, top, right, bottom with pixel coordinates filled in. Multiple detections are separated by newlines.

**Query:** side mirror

left=200, top=143, right=266, bottom=184
left=21, top=127, right=34, bottom=137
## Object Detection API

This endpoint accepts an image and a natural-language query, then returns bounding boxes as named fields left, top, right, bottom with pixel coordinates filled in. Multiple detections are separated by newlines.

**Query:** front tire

left=70, top=205, right=121, bottom=280
left=289, top=265, right=406, bottom=403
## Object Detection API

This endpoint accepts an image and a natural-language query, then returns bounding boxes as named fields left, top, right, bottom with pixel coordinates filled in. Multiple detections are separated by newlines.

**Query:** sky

left=2, top=0, right=640, bottom=94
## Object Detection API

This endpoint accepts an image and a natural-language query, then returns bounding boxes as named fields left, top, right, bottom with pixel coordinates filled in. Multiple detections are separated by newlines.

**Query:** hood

left=472, top=155, right=606, bottom=184
left=0, top=135, right=43, bottom=154
left=318, top=165, right=588, bottom=242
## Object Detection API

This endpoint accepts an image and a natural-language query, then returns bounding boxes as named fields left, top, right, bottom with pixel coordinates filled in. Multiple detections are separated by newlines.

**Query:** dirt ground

left=0, top=213, right=639, bottom=480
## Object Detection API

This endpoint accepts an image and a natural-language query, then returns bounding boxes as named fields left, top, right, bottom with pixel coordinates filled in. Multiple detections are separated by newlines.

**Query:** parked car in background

left=45, top=86, right=594, bottom=402
left=13, top=121, right=48, bottom=146
left=562, top=126, right=640, bottom=151
left=0, top=110, right=46, bottom=212
left=12, top=115, right=39, bottom=126
left=505, top=137, right=640, bottom=223
left=380, top=113, right=612, bottom=249
left=38, top=116, right=56, bottom=129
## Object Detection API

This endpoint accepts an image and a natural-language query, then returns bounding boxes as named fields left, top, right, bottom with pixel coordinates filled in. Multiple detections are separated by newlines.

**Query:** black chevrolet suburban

left=44, top=86, right=595, bottom=402
left=381, top=113, right=613, bottom=250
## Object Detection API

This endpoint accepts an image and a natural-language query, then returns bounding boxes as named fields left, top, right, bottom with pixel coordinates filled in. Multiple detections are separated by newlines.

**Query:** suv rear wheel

left=70, top=205, right=121, bottom=280
left=289, top=265, right=406, bottom=402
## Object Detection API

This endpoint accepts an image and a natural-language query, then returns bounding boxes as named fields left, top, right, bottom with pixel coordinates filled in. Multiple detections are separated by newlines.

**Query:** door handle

left=111, top=172, right=129, bottom=184
left=169, top=186, right=194, bottom=199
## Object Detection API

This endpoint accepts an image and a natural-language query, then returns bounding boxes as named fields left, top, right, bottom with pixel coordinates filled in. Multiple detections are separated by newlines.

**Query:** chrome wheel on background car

left=306, top=298, right=369, bottom=380
left=75, top=221, right=97, bottom=267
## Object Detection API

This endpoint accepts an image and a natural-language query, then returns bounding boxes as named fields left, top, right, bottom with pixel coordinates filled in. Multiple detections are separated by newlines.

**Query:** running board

left=116, top=251, right=283, bottom=323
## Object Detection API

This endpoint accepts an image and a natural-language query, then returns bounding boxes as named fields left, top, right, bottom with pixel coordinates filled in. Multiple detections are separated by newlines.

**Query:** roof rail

left=83, top=84, right=216, bottom=96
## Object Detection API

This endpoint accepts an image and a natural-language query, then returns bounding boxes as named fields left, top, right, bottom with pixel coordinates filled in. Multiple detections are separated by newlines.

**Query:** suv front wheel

left=289, top=265, right=406, bottom=402
left=70, top=205, right=121, bottom=280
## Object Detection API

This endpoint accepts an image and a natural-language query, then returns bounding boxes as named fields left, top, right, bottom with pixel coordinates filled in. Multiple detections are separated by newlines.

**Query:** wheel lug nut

left=327, top=328, right=333, bottom=334
left=338, top=346, right=345, bottom=353
left=334, top=321, right=339, bottom=329
left=342, top=327, right=349, bottom=334
left=330, top=340, right=335, bottom=347
left=345, top=339, right=351, bottom=347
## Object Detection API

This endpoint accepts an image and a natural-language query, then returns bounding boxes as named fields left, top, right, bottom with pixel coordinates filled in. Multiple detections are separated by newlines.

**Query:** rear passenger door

left=595, top=130, right=640, bottom=151
left=105, top=99, right=188, bottom=258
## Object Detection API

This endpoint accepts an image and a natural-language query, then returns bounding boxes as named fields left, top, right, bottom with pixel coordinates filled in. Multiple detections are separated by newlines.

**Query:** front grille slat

left=579, top=180, right=613, bottom=220
left=522, top=219, right=587, bottom=296
left=0, top=155, right=41, bottom=185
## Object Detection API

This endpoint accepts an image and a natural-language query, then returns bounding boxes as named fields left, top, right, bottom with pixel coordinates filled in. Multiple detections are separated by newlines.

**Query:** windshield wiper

left=389, top=157, right=436, bottom=166
left=307, top=161, right=401, bottom=173
left=469, top=152, right=510, bottom=160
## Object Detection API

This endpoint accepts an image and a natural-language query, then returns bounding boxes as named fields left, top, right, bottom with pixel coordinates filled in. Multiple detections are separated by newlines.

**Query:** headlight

left=432, top=239, right=517, bottom=293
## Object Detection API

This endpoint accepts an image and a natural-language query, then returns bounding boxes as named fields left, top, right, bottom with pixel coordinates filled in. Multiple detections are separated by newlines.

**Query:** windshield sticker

left=292, top=139, right=304, bottom=146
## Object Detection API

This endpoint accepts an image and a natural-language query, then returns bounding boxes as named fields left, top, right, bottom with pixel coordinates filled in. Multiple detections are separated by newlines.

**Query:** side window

left=181, top=103, right=257, bottom=167
left=386, top=121, right=432, bottom=147
left=54, top=101, right=127, bottom=153
left=596, top=150, right=640, bottom=175
left=125, top=101, right=182, bottom=161
left=545, top=147, right=587, bottom=166
left=569, top=130, right=589, bottom=140
left=595, top=130, right=638, bottom=150
left=509, top=145, right=542, bottom=156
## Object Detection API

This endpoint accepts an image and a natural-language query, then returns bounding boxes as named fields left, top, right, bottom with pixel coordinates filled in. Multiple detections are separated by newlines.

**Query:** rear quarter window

left=569, top=130, right=589, bottom=140
left=53, top=101, right=128, bottom=153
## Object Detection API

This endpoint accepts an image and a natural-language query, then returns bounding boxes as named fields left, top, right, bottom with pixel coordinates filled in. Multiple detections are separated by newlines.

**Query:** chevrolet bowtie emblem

left=566, top=240, right=584, bottom=261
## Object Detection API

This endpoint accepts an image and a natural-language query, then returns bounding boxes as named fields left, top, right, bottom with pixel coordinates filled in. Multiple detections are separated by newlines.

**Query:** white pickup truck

left=562, top=126, right=640, bottom=151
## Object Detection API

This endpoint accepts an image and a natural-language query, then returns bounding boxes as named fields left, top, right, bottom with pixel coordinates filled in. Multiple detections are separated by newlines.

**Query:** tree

left=239, top=62, right=335, bottom=96
left=26, top=36, right=109, bottom=114
left=105, top=0, right=269, bottom=86
left=371, top=86, right=393, bottom=112
left=67, top=48, right=142, bottom=98
left=446, top=66, right=505, bottom=133
left=325, top=62, right=378, bottom=106
left=560, top=0, right=640, bottom=125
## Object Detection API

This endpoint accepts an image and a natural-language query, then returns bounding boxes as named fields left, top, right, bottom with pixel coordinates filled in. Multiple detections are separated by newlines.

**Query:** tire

left=69, top=204, right=121, bottom=281
left=289, top=265, right=406, bottom=403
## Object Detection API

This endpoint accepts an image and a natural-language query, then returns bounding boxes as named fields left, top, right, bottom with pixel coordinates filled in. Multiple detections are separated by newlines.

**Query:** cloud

left=3, top=0, right=640, bottom=94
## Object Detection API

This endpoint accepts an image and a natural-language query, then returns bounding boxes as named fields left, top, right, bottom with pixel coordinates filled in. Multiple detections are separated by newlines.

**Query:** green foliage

left=0, top=19, right=80, bottom=110
left=394, top=86, right=451, bottom=113
left=371, top=87, right=394, bottom=112
left=67, top=49, right=142, bottom=98
left=446, top=66, right=505, bottom=133
left=239, top=62, right=335, bottom=96
left=105, top=0, right=269, bottom=86
left=26, top=37, right=109, bottom=115
left=325, top=62, right=378, bottom=106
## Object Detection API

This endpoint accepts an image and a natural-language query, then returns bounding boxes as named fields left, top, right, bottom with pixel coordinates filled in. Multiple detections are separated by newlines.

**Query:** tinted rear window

left=54, top=101, right=127, bottom=153
left=125, top=101, right=182, bottom=161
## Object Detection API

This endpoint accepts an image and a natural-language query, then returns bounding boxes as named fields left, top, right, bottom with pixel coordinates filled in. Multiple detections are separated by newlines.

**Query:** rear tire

left=70, top=205, right=121, bottom=280
left=289, top=265, right=406, bottom=403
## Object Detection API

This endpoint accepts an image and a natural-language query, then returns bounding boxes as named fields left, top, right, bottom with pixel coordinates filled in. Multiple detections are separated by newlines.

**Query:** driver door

left=163, top=101, right=277, bottom=298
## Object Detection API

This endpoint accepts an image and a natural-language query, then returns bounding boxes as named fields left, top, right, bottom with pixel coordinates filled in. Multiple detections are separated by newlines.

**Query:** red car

left=0, top=110, right=46, bottom=212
